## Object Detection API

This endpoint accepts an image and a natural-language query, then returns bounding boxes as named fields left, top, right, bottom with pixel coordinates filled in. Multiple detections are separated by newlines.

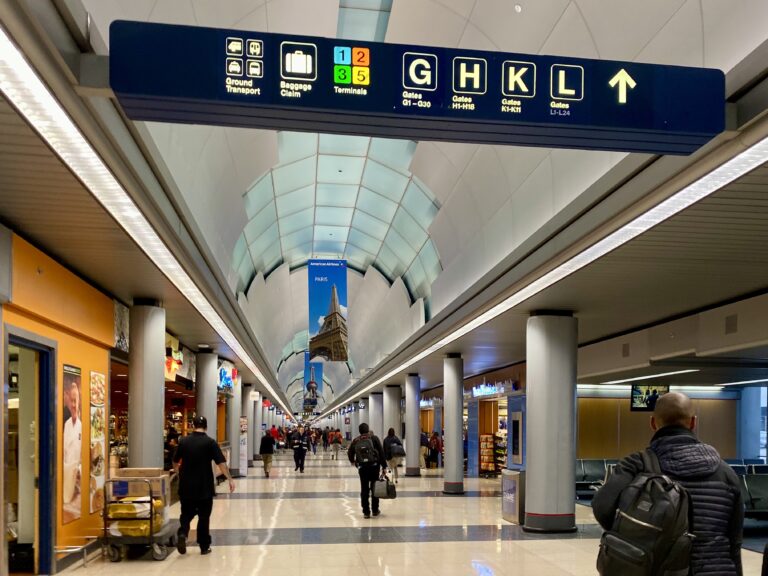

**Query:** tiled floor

left=73, top=452, right=765, bottom=575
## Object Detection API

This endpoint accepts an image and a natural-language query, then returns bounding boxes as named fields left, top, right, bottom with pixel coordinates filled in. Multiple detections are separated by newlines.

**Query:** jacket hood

left=651, top=429, right=721, bottom=478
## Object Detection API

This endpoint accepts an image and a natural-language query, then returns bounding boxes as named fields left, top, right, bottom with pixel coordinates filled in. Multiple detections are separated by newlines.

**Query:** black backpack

left=354, top=434, right=378, bottom=465
left=597, top=450, right=694, bottom=576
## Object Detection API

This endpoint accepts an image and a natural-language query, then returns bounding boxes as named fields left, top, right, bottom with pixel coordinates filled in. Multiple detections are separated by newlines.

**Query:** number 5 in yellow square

left=353, top=66, right=370, bottom=86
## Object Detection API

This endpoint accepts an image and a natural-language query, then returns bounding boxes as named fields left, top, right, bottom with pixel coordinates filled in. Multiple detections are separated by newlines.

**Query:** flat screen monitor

left=630, top=384, right=669, bottom=412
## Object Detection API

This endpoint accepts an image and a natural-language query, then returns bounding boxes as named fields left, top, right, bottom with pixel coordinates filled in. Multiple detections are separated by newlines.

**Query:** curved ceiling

left=232, top=132, right=442, bottom=302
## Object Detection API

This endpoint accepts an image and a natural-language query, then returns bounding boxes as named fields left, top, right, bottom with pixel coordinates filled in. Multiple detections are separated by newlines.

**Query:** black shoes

left=372, top=510, right=381, bottom=517
left=363, top=512, right=371, bottom=519
left=200, top=547, right=212, bottom=555
left=295, top=466, right=299, bottom=471
left=265, top=471, right=269, bottom=478
left=177, top=534, right=187, bottom=555
left=300, top=469, right=305, bottom=473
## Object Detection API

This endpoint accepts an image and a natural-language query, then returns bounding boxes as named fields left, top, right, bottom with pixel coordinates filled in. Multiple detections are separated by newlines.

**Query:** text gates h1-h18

left=110, top=20, right=725, bottom=155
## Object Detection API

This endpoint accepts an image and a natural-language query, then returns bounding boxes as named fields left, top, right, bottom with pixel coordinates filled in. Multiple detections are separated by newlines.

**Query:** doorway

left=5, top=337, right=54, bottom=575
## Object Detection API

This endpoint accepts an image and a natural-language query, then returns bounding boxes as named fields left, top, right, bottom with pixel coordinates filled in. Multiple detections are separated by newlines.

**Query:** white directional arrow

left=609, top=68, right=636, bottom=104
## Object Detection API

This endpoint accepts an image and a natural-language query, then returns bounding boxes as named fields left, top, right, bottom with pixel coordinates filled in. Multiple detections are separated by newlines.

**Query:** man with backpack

left=592, top=392, right=743, bottom=575
left=348, top=422, right=386, bottom=519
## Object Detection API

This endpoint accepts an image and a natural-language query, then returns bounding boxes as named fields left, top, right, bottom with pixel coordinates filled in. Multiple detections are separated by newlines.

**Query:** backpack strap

left=641, top=448, right=662, bottom=475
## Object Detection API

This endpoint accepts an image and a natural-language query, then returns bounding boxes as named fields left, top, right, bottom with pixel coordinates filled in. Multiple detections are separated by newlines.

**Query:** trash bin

left=502, top=469, right=525, bottom=524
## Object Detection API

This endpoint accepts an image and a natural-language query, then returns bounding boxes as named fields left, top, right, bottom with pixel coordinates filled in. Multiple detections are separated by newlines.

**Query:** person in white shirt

left=62, top=381, right=82, bottom=503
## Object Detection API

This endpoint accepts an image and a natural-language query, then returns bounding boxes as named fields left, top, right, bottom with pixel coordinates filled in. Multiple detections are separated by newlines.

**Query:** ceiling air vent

left=725, top=314, right=738, bottom=335
left=622, top=343, right=630, bottom=358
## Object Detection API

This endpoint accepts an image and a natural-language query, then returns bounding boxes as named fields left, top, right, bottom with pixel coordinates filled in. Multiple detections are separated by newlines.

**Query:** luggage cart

left=102, top=479, right=179, bottom=562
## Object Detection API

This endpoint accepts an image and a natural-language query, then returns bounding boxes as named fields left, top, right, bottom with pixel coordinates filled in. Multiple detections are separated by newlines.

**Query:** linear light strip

left=0, top=27, right=292, bottom=418
left=721, top=378, right=768, bottom=387
left=320, top=132, right=768, bottom=418
left=601, top=369, right=700, bottom=385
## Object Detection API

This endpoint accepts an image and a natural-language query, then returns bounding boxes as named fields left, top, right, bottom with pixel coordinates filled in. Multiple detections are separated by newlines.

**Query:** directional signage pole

left=110, top=21, right=725, bottom=155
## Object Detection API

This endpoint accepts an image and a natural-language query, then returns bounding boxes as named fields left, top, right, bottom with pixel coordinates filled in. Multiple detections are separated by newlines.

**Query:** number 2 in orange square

left=352, top=47, right=370, bottom=67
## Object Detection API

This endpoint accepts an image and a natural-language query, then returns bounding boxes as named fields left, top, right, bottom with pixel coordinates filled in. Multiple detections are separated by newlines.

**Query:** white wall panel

left=636, top=0, right=703, bottom=67
left=574, top=0, right=686, bottom=60
left=264, top=0, right=339, bottom=36
left=191, top=0, right=265, bottom=28
left=409, top=143, right=462, bottom=205
left=148, top=0, right=197, bottom=25
left=539, top=2, right=599, bottom=59
left=386, top=0, right=467, bottom=46
left=701, top=0, right=768, bottom=71
left=550, top=149, right=624, bottom=214
left=469, top=0, right=570, bottom=53
left=434, top=0, right=476, bottom=19
left=462, top=147, right=509, bottom=222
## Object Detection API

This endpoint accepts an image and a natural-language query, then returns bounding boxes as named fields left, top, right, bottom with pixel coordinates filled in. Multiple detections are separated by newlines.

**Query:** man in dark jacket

left=592, top=392, right=744, bottom=575
left=259, top=431, right=275, bottom=478
left=290, top=424, right=310, bottom=473
left=348, top=422, right=386, bottom=519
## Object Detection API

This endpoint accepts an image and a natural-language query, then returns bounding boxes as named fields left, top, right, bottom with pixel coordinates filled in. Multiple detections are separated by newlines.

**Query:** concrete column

left=740, top=387, right=762, bottom=460
left=384, top=385, right=402, bottom=439
left=370, top=392, right=384, bottom=439
left=350, top=405, right=360, bottom=437
left=196, top=352, right=219, bottom=436
left=405, top=374, right=421, bottom=477
left=128, top=304, right=166, bottom=468
left=443, top=354, right=464, bottom=495
left=254, top=392, right=263, bottom=460
left=228, top=377, right=242, bottom=476
left=524, top=313, right=577, bottom=533
left=242, top=385, right=254, bottom=467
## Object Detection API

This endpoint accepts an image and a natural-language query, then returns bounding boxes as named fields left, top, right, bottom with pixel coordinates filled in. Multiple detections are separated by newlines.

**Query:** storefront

left=2, top=236, right=112, bottom=574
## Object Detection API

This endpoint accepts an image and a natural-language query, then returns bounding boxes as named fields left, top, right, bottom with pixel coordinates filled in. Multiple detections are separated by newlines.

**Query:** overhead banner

left=303, top=352, right=323, bottom=411
left=110, top=21, right=725, bottom=154
left=308, top=259, right=348, bottom=362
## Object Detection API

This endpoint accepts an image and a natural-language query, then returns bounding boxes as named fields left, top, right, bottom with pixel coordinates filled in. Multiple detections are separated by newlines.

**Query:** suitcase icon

left=285, top=50, right=314, bottom=76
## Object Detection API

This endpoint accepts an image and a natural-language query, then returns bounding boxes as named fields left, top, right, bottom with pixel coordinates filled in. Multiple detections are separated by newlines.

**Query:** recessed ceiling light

left=514, top=4, right=523, bottom=13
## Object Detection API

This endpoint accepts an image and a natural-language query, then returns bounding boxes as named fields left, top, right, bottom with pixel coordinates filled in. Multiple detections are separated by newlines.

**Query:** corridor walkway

left=79, top=452, right=764, bottom=575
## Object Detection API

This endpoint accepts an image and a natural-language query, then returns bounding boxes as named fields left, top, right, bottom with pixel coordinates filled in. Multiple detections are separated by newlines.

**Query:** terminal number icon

left=334, top=46, right=370, bottom=86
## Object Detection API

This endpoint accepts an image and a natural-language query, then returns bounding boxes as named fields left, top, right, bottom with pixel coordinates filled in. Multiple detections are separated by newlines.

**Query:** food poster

left=89, top=371, right=106, bottom=513
left=62, top=365, right=82, bottom=524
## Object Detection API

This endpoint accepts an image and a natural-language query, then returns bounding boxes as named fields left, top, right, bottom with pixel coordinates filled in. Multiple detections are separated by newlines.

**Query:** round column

left=128, top=304, right=166, bottom=468
left=443, top=354, right=464, bottom=495
left=350, top=405, right=360, bottom=438
left=405, top=374, right=421, bottom=476
left=196, top=352, right=218, bottom=435
left=242, top=384, right=254, bottom=467
left=254, top=392, right=263, bottom=461
left=383, top=385, right=401, bottom=439
left=524, top=313, right=578, bottom=533
left=358, top=399, right=369, bottom=429
left=228, top=376, right=242, bottom=477
left=369, top=393, right=384, bottom=439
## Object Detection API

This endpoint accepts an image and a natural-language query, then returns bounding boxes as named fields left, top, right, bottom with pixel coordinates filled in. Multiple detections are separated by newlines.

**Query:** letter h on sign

left=453, top=57, right=487, bottom=95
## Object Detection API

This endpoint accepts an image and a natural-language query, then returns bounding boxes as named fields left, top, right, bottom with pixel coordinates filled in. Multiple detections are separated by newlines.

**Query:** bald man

left=593, top=392, right=744, bottom=575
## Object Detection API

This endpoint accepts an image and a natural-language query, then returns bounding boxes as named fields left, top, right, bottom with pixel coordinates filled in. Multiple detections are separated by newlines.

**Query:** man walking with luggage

left=592, top=392, right=743, bottom=575
left=348, top=422, right=386, bottom=519
left=173, top=416, right=235, bottom=556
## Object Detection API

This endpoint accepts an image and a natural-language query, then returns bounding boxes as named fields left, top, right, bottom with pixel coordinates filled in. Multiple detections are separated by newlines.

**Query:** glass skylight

left=234, top=134, right=442, bottom=301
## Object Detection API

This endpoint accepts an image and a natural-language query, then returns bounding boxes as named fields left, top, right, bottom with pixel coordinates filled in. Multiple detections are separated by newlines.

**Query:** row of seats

left=576, top=459, right=615, bottom=491
left=725, top=458, right=765, bottom=466
left=738, top=474, right=768, bottom=519
left=730, top=464, right=768, bottom=476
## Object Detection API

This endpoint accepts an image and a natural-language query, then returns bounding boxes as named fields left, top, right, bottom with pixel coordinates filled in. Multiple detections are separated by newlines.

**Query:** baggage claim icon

left=281, top=42, right=317, bottom=81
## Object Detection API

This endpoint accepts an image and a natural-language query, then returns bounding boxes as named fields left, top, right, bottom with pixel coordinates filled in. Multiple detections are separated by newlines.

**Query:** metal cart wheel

left=151, top=543, right=168, bottom=561
left=107, top=544, right=122, bottom=563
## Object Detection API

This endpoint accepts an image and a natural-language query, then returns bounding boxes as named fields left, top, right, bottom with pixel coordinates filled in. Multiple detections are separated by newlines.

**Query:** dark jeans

left=294, top=449, right=307, bottom=471
left=358, top=464, right=381, bottom=515
left=178, top=498, right=214, bottom=550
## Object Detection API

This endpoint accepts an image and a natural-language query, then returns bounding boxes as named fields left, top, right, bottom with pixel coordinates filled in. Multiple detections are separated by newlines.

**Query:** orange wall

left=5, top=236, right=113, bottom=547
left=11, top=237, right=113, bottom=347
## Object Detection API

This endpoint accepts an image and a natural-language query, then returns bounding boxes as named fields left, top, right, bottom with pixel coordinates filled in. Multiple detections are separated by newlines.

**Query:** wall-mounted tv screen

left=630, top=384, right=669, bottom=412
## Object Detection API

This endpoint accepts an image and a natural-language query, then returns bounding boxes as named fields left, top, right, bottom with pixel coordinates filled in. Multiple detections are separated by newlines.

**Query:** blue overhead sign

left=110, top=21, right=725, bottom=155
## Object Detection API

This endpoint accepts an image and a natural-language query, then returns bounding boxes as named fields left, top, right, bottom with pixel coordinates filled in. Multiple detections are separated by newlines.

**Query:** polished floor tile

left=68, top=453, right=764, bottom=575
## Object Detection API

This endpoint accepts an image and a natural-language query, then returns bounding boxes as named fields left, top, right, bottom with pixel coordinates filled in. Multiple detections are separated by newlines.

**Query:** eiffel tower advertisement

left=308, top=259, right=349, bottom=362
left=303, top=352, right=323, bottom=411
